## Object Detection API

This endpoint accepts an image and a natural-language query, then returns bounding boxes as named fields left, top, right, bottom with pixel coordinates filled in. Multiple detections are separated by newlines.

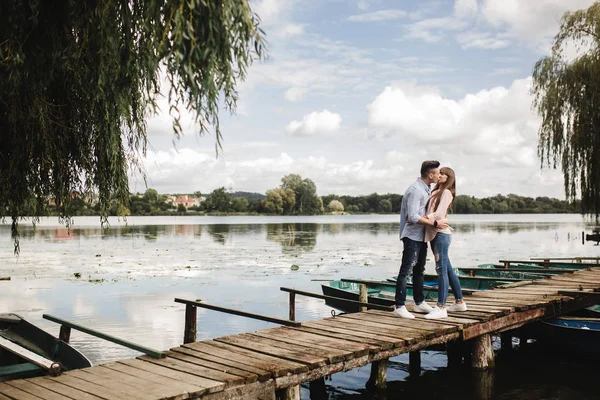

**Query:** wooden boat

left=321, top=278, right=478, bottom=313
left=531, top=317, right=600, bottom=358
left=0, top=314, right=91, bottom=381
left=456, top=266, right=570, bottom=279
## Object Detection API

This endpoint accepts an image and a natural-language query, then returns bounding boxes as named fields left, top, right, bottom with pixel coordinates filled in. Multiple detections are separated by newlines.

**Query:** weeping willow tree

left=531, top=2, right=600, bottom=219
left=0, top=1, right=265, bottom=252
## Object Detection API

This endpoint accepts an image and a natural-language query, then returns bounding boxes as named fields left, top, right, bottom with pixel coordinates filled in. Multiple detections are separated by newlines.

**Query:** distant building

left=169, top=195, right=203, bottom=209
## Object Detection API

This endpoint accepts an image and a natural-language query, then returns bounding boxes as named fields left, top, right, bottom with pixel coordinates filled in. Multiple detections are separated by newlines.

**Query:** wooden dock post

left=309, top=377, right=327, bottom=399
left=359, top=284, right=368, bottom=312
left=471, top=334, right=495, bottom=369
left=473, top=369, right=494, bottom=400
left=276, top=385, right=300, bottom=400
left=366, top=359, right=388, bottom=389
left=288, top=291, right=296, bottom=321
left=59, top=325, right=71, bottom=343
left=409, top=351, right=421, bottom=374
left=183, top=304, right=197, bottom=344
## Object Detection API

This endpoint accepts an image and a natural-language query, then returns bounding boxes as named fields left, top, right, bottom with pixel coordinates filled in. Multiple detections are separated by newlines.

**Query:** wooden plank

left=314, top=317, right=421, bottom=344
left=214, top=334, right=328, bottom=367
left=462, top=307, right=549, bottom=340
left=118, top=359, right=223, bottom=395
left=0, top=393, right=11, bottom=400
left=64, top=369, right=155, bottom=400
left=0, top=383, right=44, bottom=400
left=24, top=377, right=104, bottom=400
left=199, top=381, right=276, bottom=400
left=243, top=331, right=351, bottom=363
left=301, top=320, right=405, bottom=347
left=363, top=310, right=461, bottom=331
left=84, top=366, right=190, bottom=400
left=47, top=373, right=131, bottom=400
left=138, top=355, right=246, bottom=387
left=5, top=379, right=67, bottom=400
left=169, top=347, right=272, bottom=381
left=164, top=350, right=260, bottom=383
left=251, top=327, right=370, bottom=358
left=102, top=362, right=206, bottom=398
left=186, top=341, right=309, bottom=376
left=337, top=314, right=438, bottom=338
left=295, top=325, right=393, bottom=350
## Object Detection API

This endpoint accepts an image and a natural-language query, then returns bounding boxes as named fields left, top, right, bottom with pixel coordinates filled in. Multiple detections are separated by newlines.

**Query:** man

left=394, top=160, right=449, bottom=319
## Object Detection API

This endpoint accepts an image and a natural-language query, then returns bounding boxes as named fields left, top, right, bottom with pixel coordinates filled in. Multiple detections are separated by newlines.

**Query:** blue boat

left=532, top=317, right=600, bottom=358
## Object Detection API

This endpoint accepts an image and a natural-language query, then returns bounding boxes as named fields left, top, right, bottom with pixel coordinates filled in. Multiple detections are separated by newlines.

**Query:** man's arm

left=406, top=189, right=449, bottom=230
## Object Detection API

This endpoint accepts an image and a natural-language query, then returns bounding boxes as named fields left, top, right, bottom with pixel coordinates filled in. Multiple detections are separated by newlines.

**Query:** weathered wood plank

left=65, top=369, right=156, bottom=400
left=118, top=359, right=223, bottom=395
left=164, top=350, right=259, bottom=384
left=252, top=327, right=370, bottom=358
left=315, top=317, right=421, bottom=344
left=24, top=377, right=105, bottom=400
left=103, top=362, right=205, bottom=398
left=138, top=355, right=246, bottom=387
left=186, top=341, right=309, bottom=376
left=244, top=332, right=353, bottom=363
left=337, top=313, right=439, bottom=338
left=295, top=325, right=392, bottom=350
left=170, top=347, right=271, bottom=381
left=301, top=320, right=404, bottom=347
left=363, top=310, right=462, bottom=330
left=0, top=383, right=45, bottom=400
left=5, top=379, right=67, bottom=400
left=87, top=366, right=191, bottom=400
left=47, top=373, right=133, bottom=400
left=197, top=381, right=276, bottom=400
left=214, top=335, right=327, bottom=368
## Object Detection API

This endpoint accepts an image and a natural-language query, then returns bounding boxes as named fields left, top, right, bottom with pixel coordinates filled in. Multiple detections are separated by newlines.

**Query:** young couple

left=393, top=160, right=467, bottom=320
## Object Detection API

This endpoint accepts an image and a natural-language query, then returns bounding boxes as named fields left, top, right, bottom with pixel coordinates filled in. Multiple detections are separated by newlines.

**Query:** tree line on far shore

left=36, top=174, right=579, bottom=217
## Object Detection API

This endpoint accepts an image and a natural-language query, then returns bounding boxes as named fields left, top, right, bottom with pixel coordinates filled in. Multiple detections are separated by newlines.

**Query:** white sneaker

left=413, top=302, right=434, bottom=313
left=447, top=302, right=468, bottom=312
left=425, top=306, right=448, bottom=319
left=393, top=305, right=415, bottom=319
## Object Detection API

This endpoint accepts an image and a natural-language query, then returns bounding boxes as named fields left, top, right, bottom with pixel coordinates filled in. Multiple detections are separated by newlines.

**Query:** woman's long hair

left=430, top=167, right=456, bottom=212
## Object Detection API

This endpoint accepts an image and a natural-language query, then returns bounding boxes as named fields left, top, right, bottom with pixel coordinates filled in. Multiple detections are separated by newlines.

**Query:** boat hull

left=0, top=314, right=92, bottom=381
left=531, top=317, right=600, bottom=358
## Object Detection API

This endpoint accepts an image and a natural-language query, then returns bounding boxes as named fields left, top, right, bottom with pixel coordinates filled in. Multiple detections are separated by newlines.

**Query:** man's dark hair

left=420, top=160, right=440, bottom=178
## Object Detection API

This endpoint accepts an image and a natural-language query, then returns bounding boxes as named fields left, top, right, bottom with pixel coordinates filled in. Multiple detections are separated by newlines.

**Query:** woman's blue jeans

left=431, top=233, right=463, bottom=307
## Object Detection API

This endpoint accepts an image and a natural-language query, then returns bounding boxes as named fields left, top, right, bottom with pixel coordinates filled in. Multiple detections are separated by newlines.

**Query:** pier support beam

left=366, top=359, right=388, bottom=389
left=473, top=369, right=495, bottom=400
left=276, top=385, right=300, bottom=400
left=359, top=284, right=368, bottom=312
left=309, top=378, right=327, bottom=400
left=471, top=334, right=495, bottom=369
left=409, top=351, right=421, bottom=374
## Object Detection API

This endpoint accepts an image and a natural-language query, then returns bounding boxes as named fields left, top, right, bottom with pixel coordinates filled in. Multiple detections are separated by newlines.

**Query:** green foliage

left=280, top=174, right=321, bottom=214
left=327, top=200, right=344, bottom=212
left=231, top=197, right=249, bottom=213
left=0, top=0, right=265, bottom=249
left=531, top=1, right=600, bottom=218
left=205, top=187, right=232, bottom=212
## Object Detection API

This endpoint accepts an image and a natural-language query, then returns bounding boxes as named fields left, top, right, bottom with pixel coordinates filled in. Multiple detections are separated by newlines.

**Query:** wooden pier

left=2, top=268, right=600, bottom=400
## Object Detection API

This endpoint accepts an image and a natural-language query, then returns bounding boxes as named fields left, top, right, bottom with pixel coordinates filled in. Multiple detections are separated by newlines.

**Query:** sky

left=131, top=0, right=597, bottom=199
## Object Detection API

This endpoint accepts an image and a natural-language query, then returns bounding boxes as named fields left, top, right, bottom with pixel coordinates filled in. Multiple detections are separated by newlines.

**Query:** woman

left=423, top=167, right=467, bottom=319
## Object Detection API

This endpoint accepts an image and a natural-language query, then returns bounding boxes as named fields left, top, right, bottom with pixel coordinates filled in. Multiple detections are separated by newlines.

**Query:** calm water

left=1, top=214, right=598, bottom=399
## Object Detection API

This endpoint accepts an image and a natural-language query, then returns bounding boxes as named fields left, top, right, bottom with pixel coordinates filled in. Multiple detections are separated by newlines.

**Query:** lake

left=1, top=214, right=599, bottom=399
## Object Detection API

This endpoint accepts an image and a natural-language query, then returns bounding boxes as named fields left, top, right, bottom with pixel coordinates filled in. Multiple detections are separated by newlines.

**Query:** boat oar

left=0, top=336, right=61, bottom=376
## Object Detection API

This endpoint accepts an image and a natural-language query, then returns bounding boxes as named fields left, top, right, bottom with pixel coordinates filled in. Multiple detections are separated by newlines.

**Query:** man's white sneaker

left=447, top=302, right=468, bottom=312
left=393, top=305, right=415, bottom=319
left=424, top=306, right=448, bottom=319
left=413, top=302, right=434, bottom=313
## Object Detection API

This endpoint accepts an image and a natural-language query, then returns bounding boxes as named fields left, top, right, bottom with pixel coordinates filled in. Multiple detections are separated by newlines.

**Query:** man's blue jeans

left=395, top=237, right=427, bottom=307
left=431, top=233, right=463, bottom=306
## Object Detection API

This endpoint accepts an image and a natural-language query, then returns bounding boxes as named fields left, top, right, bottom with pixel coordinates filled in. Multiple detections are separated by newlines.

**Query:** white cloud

left=284, top=87, right=307, bottom=102
left=367, top=77, right=540, bottom=164
left=456, top=31, right=511, bottom=49
left=283, top=24, right=304, bottom=36
left=286, top=110, right=342, bottom=136
left=357, top=0, right=370, bottom=11
left=348, top=9, right=407, bottom=22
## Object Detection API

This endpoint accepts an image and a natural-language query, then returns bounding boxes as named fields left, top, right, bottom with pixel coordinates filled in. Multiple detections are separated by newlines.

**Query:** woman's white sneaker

left=393, top=305, right=415, bottom=319
left=424, top=306, right=448, bottom=319
left=413, top=302, right=434, bottom=313
left=447, top=302, right=468, bottom=312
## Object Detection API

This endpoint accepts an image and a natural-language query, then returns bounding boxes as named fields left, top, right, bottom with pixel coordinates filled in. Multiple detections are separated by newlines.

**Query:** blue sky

left=135, top=0, right=596, bottom=199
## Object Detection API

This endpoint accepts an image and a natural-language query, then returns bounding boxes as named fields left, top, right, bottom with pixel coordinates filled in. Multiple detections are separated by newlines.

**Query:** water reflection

left=266, top=223, right=319, bottom=253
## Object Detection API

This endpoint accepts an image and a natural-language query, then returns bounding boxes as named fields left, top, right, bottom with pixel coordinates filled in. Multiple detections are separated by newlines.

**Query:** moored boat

left=531, top=317, right=600, bottom=358
left=0, top=314, right=91, bottom=381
